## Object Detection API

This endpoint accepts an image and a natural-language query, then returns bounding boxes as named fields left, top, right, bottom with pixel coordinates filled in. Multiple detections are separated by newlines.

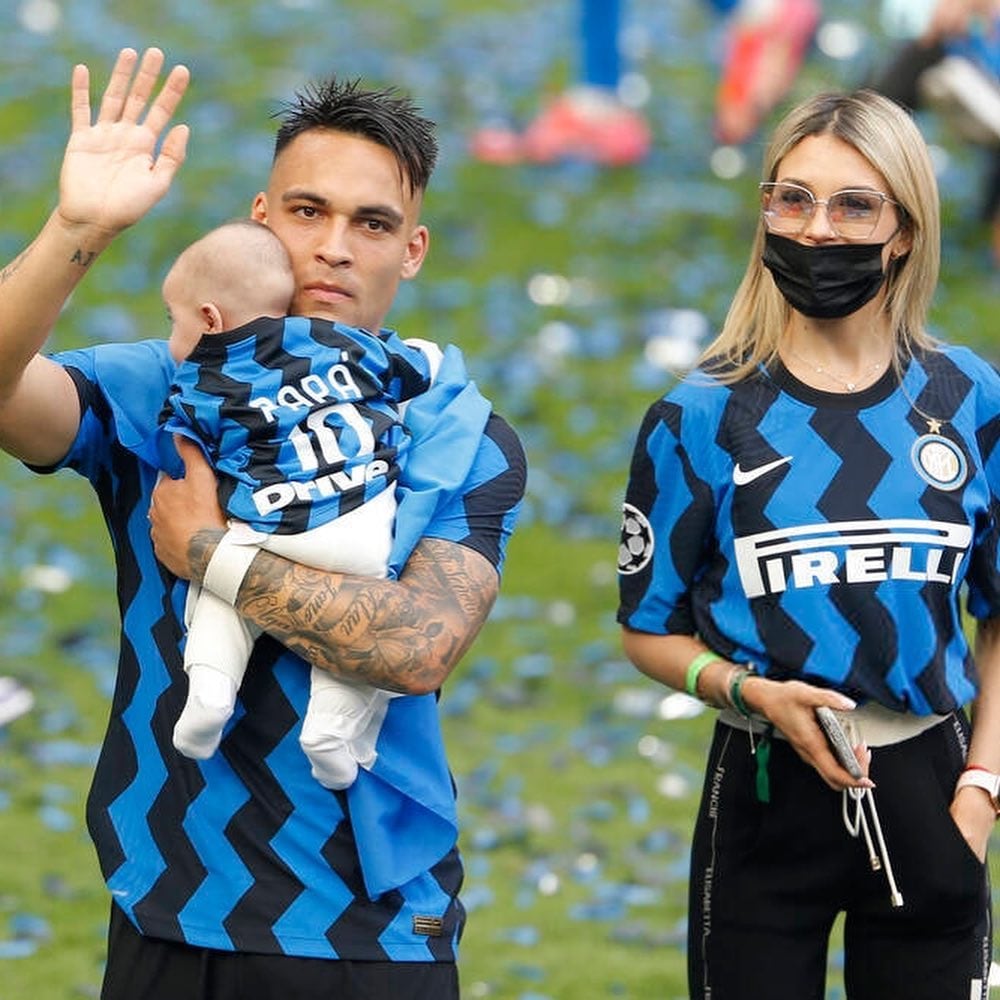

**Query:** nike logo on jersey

left=732, top=456, right=792, bottom=486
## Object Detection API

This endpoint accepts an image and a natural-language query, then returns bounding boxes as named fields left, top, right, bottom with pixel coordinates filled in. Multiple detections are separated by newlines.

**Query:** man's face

left=251, top=130, right=429, bottom=331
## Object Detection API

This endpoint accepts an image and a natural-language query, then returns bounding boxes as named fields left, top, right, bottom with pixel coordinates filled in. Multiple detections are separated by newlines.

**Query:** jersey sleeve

left=964, top=353, right=1000, bottom=619
left=617, top=394, right=719, bottom=636
left=422, top=413, right=526, bottom=574
left=27, top=341, right=175, bottom=483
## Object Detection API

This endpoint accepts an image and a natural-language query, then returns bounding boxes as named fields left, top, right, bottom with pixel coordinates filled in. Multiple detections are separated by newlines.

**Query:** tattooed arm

left=210, top=531, right=496, bottom=693
left=0, top=227, right=97, bottom=464
left=149, top=439, right=499, bottom=693
left=0, top=48, right=188, bottom=464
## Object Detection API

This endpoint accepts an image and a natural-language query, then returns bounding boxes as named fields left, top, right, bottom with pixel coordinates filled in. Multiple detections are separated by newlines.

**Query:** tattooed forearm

left=70, top=248, right=98, bottom=268
left=235, top=537, right=498, bottom=693
left=188, top=527, right=226, bottom=583
left=0, top=249, right=29, bottom=285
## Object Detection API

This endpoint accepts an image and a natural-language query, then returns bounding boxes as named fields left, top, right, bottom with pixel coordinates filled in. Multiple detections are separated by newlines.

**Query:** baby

left=160, top=219, right=437, bottom=788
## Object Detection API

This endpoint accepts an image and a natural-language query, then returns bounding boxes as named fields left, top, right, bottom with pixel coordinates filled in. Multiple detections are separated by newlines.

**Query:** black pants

left=688, top=714, right=991, bottom=1000
left=100, top=903, right=460, bottom=1000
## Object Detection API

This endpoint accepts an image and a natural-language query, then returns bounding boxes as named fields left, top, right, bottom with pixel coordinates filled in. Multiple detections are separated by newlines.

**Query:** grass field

left=1, top=1, right=999, bottom=997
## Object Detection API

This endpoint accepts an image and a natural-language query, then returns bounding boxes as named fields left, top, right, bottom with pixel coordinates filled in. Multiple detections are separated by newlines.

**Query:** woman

left=618, top=89, right=999, bottom=999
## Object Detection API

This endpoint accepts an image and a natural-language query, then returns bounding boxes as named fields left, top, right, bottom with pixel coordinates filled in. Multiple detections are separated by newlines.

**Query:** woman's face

left=772, top=133, right=911, bottom=264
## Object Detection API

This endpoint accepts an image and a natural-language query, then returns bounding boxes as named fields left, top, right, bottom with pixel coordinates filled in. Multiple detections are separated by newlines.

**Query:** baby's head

left=164, top=219, right=295, bottom=360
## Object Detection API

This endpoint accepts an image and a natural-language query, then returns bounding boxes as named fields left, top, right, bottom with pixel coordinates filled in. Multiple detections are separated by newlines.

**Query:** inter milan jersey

left=618, top=345, right=1000, bottom=716
left=38, top=339, right=525, bottom=961
left=161, top=316, right=433, bottom=534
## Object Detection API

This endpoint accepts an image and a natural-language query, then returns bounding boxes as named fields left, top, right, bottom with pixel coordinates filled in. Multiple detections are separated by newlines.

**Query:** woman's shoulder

left=918, top=342, right=1000, bottom=382
left=922, top=342, right=1000, bottom=394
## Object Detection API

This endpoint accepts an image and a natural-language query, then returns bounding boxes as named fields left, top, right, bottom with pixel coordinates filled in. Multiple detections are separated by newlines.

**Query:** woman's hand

left=950, top=787, right=995, bottom=862
left=743, top=676, right=873, bottom=790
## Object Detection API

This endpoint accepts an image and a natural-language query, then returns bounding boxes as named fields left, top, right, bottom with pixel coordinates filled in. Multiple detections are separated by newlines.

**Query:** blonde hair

left=173, top=219, right=295, bottom=326
left=702, top=89, right=941, bottom=383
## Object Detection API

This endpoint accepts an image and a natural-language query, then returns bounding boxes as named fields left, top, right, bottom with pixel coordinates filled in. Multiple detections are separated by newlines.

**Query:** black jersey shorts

left=100, top=902, right=460, bottom=1000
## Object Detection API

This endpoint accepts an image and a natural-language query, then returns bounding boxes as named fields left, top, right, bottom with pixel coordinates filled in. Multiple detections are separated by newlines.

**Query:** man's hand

left=149, top=437, right=226, bottom=580
left=58, top=47, right=189, bottom=236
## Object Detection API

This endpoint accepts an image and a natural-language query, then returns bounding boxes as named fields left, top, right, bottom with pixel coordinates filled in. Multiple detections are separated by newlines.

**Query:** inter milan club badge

left=910, top=432, right=967, bottom=491
left=619, top=503, right=654, bottom=575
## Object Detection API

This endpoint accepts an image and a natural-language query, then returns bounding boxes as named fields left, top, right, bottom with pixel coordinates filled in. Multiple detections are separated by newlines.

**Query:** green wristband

left=730, top=667, right=754, bottom=717
left=685, top=650, right=722, bottom=698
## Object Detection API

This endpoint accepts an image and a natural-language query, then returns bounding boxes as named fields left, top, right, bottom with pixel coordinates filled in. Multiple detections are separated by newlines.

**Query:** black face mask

left=762, top=231, right=888, bottom=319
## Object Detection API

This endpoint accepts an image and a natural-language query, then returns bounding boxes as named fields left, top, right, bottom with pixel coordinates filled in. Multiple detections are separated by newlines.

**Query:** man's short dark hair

left=273, top=77, right=438, bottom=194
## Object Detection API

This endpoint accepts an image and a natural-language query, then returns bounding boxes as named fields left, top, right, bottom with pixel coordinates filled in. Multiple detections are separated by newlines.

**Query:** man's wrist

left=200, top=530, right=258, bottom=606
left=52, top=207, right=121, bottom=246
left=188, top=528, right=227, bottom=585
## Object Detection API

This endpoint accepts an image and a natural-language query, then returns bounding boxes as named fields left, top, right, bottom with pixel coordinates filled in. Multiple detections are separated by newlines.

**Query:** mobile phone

left=815, top=706, right=863, bottom=779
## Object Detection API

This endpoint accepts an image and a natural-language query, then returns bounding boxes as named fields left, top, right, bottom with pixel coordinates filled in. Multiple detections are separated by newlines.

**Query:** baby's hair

left=175, top=219, right=296, bottom=323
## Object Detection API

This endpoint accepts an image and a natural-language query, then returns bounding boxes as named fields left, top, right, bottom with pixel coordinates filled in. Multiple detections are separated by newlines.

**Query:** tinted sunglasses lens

left=827, top=191, right=882, bottom=236
left=763, top=184, right=812, bottom=231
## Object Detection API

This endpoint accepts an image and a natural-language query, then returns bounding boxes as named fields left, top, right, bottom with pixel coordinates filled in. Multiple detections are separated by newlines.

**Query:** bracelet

left=954, top=767, right=1000, bottom=816
left=685, top=650, right=723, bottom=698
left=729, top=667, right=754, bottom=718
left=202, top=530, right=259, bottom=606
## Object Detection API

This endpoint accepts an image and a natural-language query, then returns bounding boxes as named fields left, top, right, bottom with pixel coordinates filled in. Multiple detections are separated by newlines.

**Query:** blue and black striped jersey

left=161, top=316, right=433, bottom=534
left=618, top=346, right=1000, bottom=716
left=37, top=338, right=525, bottom=960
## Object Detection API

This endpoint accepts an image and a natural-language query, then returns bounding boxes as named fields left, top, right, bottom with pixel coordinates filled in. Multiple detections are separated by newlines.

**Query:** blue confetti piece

left=38, top=804, right=75, bottom=833
left=29, top=740, right=101, bottom=768
left=568, top=898, right=627, bottom=922
left=461, top=884, right=495, bottom=912
left=499, top=925, right=540, bottom=947
left=0, top=938, right=38, bottom=959
left=9, top=913, right=50, bottom=941
left=512, top=654, right=553, bottom=680
left=507, top=964, right=546, bottom=983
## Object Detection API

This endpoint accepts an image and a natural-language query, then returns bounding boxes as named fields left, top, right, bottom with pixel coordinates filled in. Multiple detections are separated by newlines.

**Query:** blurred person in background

left=470, top=0, right=819, bottom=164
left=871, top=0, right=1000, bottom=266
left=0, top=46, right=525, bottom=1000
left=619, top=88, right=998, bottom=998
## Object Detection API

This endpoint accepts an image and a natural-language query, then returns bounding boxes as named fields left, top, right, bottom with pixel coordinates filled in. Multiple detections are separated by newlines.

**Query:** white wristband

left=201, top=531, right=258, bottom=606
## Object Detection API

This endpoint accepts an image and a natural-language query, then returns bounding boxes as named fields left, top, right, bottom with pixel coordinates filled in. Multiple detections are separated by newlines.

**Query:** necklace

left=786, top=345, right=888, bottom=392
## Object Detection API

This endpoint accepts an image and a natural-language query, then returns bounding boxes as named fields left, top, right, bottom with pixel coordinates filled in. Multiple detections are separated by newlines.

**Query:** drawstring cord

left=841, top=783, right=904, bottom=908
left=724, top=670, right=900, bottom=905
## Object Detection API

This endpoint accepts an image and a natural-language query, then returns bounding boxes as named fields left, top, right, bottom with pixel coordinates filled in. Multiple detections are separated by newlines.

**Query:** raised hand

left=58, top=47, right=190, bottom=235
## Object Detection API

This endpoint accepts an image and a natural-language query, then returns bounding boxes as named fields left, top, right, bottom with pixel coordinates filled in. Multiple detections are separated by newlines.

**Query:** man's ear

left=250, top=192, right=268, bottom=223
left=401, top=224, right=429, bottom=280
left=201, top=303, right=225, bottom=332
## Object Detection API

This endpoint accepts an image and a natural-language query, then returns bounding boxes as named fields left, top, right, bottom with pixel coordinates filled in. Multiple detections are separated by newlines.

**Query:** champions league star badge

left=910, top=432, right=967, bottom=491
left=618, top=503, right=654, bottom=575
